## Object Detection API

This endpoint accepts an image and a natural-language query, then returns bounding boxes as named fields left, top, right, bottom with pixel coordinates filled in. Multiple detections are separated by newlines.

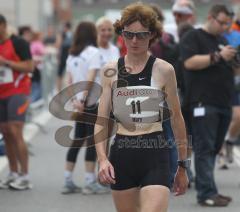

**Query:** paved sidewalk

left=0, top=114, right=240, bottom=212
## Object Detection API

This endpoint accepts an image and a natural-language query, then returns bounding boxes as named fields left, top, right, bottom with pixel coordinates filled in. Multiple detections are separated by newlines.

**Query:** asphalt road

left=0, top=114, right=240, bottom=212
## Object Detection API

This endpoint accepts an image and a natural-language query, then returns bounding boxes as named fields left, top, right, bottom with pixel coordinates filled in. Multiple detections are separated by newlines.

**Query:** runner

left=0, top=14, right=34, bottom=190
left=95, top=3, right=189, bottom=212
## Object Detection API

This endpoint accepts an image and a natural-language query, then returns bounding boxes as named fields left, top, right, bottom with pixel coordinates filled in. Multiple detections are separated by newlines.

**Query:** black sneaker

left=199, top=195, right=229, bottom=207
left=218, top=194, right=232, bottom=202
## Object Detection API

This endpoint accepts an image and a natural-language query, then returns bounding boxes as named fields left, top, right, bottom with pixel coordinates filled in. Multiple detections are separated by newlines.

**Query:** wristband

left=177, top=159, right=191, bottom=169
left=210, top=51, right=221, bottom=65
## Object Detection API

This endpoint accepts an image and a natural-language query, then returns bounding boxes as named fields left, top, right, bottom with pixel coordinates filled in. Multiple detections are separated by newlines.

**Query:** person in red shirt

left=231, top=7, right=240, bottom=32
left=116, top=35, right=127, bottom=56
left=0, top=14, right=34, bottom=190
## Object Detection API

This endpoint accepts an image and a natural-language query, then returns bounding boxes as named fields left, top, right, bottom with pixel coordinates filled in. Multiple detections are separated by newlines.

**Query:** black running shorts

left=109, top=131, right=171, bottom=190
left=0, top=94, right=29, bottom=122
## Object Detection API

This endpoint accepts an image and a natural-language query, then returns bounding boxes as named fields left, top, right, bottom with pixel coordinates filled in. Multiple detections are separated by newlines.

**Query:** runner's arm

left=4, top=59, right=34, bottom=73
left=82, top=68, right=98, bottom=102
left=164, top=64, right=188, bottom=161
left=94, top=64, right=113, bottom=162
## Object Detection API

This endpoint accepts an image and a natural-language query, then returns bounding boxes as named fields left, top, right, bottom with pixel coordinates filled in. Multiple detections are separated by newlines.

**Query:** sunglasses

left=122, top=30, right=151, bottom=40
left=213, top=17, right=231, bottom=27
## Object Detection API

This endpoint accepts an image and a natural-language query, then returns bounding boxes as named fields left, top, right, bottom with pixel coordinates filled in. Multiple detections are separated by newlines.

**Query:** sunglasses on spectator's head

left=122, top=30, right=151, bottom=40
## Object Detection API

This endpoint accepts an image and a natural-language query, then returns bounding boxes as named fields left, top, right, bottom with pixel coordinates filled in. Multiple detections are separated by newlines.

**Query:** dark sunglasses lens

left=123, top=31, right=134, bottom=39
left=122, top=31, right=150, bottom=39
left=136, top=32, right=150, bottom=39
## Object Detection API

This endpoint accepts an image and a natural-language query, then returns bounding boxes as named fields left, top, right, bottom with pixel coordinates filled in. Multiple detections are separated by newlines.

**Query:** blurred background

left=0, top=0, right=238, bottom=31
left=0, top=1, right=240, bottom=212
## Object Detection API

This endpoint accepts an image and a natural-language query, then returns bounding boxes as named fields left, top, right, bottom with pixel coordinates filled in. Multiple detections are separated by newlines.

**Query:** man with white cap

left=165, top=0, right=196, bottom=42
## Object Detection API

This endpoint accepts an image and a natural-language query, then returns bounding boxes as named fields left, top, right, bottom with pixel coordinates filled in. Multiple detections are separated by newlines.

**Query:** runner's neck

left=125, top=53, right=149, bottom=70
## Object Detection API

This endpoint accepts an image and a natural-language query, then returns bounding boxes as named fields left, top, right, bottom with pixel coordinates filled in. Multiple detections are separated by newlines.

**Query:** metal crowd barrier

left=26, top=46, right=58, bottom=129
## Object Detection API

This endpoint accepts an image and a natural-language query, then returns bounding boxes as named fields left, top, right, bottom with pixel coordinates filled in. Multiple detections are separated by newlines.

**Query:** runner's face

left=122, top=21, right=152, bottom=55
left=98, top=21, right=113, bottom=44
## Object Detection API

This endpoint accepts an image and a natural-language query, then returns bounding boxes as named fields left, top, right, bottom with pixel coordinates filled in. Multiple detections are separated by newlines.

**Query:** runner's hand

left=98, top=159, right=116, bottom=185
left=173, top=167, right=189, bottom=196
left=72, top=99, right=84, bottom=113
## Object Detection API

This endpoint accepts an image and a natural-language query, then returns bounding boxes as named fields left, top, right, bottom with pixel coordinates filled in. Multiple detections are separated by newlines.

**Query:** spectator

left=219, top=12, right=240, bottom=166
left=61, top=21, right=108, bottom=195
left=56, top=22, right=73, bottom=92
left=30, top=32, right=45, bottom=102
left=18, top=26, right=32, bottom=43
left=180, top=4, right=238, bottom=206
left=150, top=4, right=177, bottom=66
left=43, top=25, right=59, bottom=47
left=116, top=35, right=127, bottom=56
left=231, top=6, right=240, bottom=32
left=165, top=0, right=196, bottom=42
left=0, top=14, right=34, bottom=190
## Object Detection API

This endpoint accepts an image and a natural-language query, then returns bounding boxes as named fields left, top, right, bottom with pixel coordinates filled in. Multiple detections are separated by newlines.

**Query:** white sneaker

left=61, top=181, right=82, bottom=194
left=0, top=174, right=18, bottom=189
left=82, top=181, right=110, bottom=195
left=9, top=177, right=33, bottom=190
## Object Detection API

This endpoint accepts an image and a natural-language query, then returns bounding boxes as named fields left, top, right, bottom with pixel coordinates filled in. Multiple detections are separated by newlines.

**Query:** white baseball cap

left=172, top=0, right=195, bottom=15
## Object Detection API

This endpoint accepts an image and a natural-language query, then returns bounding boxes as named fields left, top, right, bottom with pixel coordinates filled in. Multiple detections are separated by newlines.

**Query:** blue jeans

left=190, top=105, right=231, bottom=202
left=31, top=81, right=42, bottom=103
left=162, top=119, right=178, bottom=186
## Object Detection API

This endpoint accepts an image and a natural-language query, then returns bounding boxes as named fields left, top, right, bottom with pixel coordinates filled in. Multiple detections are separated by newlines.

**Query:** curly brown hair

left=114, top=2, right=162, bottom=45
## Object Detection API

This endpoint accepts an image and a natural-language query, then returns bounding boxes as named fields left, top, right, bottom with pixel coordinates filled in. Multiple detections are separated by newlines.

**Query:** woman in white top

left=62, top=19, right=120, bottom=195
left=62, top=21, right=104, bottom=194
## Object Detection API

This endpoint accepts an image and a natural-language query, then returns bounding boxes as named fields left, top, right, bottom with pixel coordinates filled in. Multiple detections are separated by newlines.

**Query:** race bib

left=0, top=66, right=13, bottom=84
left=112, top=86, right=166, bottom=125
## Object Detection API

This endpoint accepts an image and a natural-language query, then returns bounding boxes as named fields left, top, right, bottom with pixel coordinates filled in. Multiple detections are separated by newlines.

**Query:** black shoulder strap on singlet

left=117, top=55, right=156, bottom=76
left=117, top=57, right=128, bottom=88
left=117, top=57, right=125, bottom=76
left=143, top=55, right=156, bottom=76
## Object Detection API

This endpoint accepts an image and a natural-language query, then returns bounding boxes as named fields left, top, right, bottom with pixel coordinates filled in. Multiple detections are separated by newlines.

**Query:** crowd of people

left=0, top=0, right=240, bottom=211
